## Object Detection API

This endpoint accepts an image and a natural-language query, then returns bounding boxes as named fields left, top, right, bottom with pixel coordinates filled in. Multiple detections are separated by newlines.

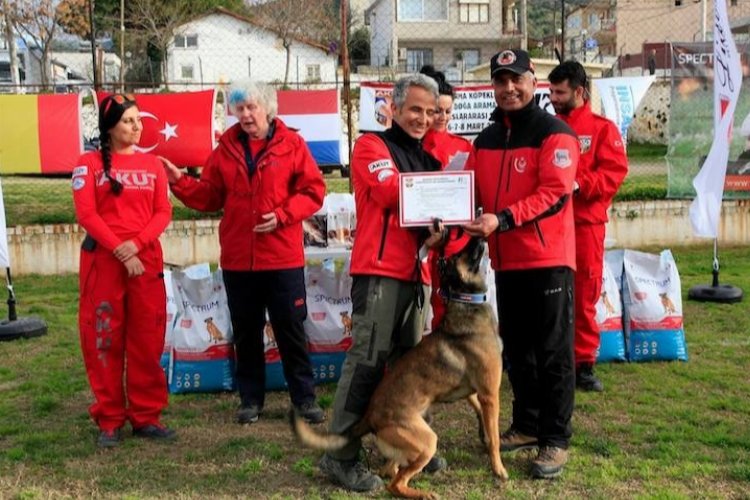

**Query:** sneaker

left=237, top=404, right=262, bottom=424
left=500, top=428, right=538, bottom=452
left=294, top=401, right=325, bottom=424
left=133, top=424, right=177, bottom=440
left=531, top=446, right=568, bottom=479
left=97, top=428, right=121, bottom=448
left=319, top=453, right=383, bottom=492
left=422, top=455, right=447, bottom=474
left=576, top=363, right=604, bottom=392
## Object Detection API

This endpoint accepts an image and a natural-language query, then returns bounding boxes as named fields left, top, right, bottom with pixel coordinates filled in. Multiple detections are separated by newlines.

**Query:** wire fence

left=2, top=0, right=750, bottom=220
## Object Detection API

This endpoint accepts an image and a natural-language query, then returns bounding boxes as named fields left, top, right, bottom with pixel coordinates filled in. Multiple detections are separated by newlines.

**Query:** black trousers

left=495, top=266, right=575, bottom=449
left=223, top=268, right=315, bottom=408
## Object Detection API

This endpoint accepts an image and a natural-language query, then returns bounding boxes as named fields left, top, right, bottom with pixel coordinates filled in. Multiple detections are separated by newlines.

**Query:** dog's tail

left=290, top=412, right=350, bottom=451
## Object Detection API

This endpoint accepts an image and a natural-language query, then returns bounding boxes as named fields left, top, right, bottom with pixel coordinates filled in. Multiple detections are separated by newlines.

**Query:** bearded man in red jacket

left=549, top=61, right=629, bottom=393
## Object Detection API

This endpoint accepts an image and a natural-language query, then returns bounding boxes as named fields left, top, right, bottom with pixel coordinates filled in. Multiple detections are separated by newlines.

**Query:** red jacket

left=349, top=133, right=426, bottom=281
left=171, top=119, right=325, bottom=271
left=72, top=151, right=171, bottom=252
left=423, top=129, right=473, bottom=168
left=467, top=101, right=579, bottom=272
left=557, top=104, right=629, bottom=225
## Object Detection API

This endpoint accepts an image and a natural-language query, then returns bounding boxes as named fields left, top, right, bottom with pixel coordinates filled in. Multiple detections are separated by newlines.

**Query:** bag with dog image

left=595, top=258, right=627, bottom=363
left=622, top=249, right=688, bottom=362
left=169, top=266, right=236, bottom=393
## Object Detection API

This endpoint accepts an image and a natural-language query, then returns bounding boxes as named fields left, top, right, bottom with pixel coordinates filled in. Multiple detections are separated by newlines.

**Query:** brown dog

left=292, top=237, right=508, bottom=499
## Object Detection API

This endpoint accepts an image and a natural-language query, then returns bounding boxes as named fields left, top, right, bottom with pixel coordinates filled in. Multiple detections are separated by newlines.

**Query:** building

left=364, top=0, right=520, bottom=76
left=167, top=7, right=338, bottom=88
left=564, top=0, right=616, bottom=64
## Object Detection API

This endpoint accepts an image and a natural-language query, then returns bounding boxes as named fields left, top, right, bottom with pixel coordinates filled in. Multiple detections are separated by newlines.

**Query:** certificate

left=399, top=171, right=474, bottom=227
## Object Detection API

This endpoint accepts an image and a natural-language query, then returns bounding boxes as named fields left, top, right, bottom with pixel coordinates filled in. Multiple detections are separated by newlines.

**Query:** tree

left=2, top=0, right=21, bottom=86
left=8, top=0, right=63, bottom=90
left=252, top=0, right=337, bottom=87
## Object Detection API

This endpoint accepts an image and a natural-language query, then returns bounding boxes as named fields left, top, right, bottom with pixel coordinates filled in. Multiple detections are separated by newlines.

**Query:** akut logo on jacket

left=96, top=170, right=157, bottom=189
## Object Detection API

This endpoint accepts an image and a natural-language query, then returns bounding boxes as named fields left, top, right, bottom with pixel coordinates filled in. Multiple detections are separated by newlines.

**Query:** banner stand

left=688, top=239, right=743, bottom=303
left=0, top=267, right=48, bottom=341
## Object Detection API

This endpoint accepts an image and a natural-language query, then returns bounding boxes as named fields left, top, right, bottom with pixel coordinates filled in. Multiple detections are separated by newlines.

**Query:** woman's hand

left=254, top=212, right=278, bottom=233
left=113, top=240, right=139, bottom=262
left=123, top=256, right=145, bottom=277
left=159, top=156, right=182, bottom=184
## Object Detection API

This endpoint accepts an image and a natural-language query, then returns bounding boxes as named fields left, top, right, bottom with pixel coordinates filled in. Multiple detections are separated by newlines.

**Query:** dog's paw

left=493, top=466, right=510, bottom=482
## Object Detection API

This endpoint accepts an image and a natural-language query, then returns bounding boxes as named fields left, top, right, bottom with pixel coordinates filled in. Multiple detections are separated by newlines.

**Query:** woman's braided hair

left=98, top=94, right=138, bottom=195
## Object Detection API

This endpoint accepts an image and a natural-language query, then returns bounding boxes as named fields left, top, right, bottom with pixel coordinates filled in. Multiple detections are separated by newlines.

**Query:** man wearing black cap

left=464, top=48, right=579, bottom=479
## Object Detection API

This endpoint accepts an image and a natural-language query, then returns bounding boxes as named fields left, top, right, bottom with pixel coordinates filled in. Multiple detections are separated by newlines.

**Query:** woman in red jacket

left=163, top=80, right=326, bottom=426
left=420, top=68, right=474, bottom=329
left=73, top=94, right=174, bottom=448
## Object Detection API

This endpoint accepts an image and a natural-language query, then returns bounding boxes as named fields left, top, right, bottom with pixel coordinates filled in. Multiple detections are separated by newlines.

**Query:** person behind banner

left=549, top=61, right=629, bottom=393
left=162, top=80, right=327, bottom=426
left=463, top=49, right=579, bottom=479
left=418, top=66, right=474, bottom=329
left=72, top=93, right=175, bottom=448
left=319, top=74, right=446, bottom=493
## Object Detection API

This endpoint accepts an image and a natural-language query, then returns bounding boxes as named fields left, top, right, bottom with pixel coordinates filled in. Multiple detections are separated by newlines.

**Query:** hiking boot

left=293, top=401, right=326, bottom=424
left=237, top=404, right=262, bottom=424
left=531, top=446, right=568, bottom=479
left=422, top=455, right=447, bottom=474
left=133, top=423, right=177, bottom=440
left=97, top=428, right=121, bottom=448
left=319, top=453, right=383, bottom=492
left=500, top=428, right=538, bottom=452
left=576, top=363, right=604, bottom=392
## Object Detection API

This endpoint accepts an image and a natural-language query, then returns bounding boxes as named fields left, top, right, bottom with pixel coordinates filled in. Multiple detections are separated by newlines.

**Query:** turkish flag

left=96, top=90, right=217, bottom=167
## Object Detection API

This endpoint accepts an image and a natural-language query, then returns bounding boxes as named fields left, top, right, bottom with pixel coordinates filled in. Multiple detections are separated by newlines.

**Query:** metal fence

left=2, top=0, right=750, bottom=216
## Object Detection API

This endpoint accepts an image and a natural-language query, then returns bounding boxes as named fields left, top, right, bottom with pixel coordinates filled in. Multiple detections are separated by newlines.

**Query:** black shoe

left=133, top=424, right=177, bottom=440
left=237, top=404, right=262, bottom=424
left=422, top=455, right=447, bottom=474
left=97, top=428, right=121, bottom=448
left=319, top=454, right=383, bottom=492
left=293, top=401, right=326, bottom=424
left=576, top=363, right=604, bottom=392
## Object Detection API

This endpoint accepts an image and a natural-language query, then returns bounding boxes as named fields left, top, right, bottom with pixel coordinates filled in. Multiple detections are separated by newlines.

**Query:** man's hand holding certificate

left=399, top=171, right=475, bottom=227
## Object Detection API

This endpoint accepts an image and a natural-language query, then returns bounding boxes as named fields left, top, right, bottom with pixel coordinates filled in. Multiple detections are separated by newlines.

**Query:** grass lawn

left=0, top=244, right=748, bottom=498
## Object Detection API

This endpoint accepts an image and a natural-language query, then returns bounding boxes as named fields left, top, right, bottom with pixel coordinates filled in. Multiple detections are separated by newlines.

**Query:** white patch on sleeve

left=368, top=159, right=393, bottom=173
left=377, top=170, right=394, bottom=183
left=553, top=149, right=572, bottom=168
left=71, top=165, right=88, bottom=178
left=72, top=177, right=86, bottom=191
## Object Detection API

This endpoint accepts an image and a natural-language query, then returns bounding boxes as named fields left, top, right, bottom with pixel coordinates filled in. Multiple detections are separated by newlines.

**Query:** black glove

left=495, top=209, right=515, bottom=233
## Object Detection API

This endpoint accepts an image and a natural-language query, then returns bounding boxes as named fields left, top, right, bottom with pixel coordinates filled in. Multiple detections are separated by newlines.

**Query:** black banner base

left=0, top=317, right=48, bottom=341
left=688, top=284, right=743, bottom=304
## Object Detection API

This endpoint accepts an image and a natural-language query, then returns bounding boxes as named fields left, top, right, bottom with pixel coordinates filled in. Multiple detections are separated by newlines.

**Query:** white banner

left=593, top=76, right=655, bottom=146
left=0, top=178, right=9, bottom=268
left=689, top=0, right=744, bottom=238
left=358, top=82, right=553, bottom=136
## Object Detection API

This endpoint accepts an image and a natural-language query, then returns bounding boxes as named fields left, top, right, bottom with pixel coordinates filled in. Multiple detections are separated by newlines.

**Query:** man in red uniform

left=320, top=74, right=445, bottom=492
left=549, top=61, right=629, bottom=392
left=464, top=49, right=579, bottom=479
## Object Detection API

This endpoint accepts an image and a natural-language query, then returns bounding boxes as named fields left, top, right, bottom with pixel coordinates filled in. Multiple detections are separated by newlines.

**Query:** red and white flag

left=689, top=0, right=744, bottom=238
left=97, top=91, right=218, bottom=168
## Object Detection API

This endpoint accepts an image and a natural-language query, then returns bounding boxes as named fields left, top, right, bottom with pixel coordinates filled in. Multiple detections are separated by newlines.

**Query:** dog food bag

left=595, top=259, right=627, bottom=362
left=623, top=249, right=688, bottom=362
left=161, top=263, right=211, bottom=376
left=170, top=267, right=236, bottom=393
left=325, top=193, right=356, bottom=248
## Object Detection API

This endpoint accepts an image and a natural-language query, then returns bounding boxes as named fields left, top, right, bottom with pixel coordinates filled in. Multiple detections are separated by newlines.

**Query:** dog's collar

left=441, top=289, right=488, bottom=304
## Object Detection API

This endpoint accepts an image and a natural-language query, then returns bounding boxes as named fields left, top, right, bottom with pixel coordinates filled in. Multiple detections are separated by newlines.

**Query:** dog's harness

left=440, top=289, right=488, bottom=304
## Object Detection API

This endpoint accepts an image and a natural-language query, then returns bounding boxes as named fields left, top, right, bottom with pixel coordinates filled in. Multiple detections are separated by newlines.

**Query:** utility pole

left=120, top=0, right=125, bottom=90
left=520, top=0, right=528, bottom=50
left=561, top=0, right=566, bottom=60
left=89, top=0, right=99, bottom=90
left=341, top=0, right=353, bottom=192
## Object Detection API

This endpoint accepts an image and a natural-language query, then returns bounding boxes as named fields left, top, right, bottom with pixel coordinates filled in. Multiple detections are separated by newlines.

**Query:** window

left=306, top=64, right=321, bottom=82
left=398, top=0, right=448, bottom=21
left=731, top=0, right=738, bottom=5
left=455, top=49, right=480, bottom=69
left=674, top=1, right=682, bottom=6
left=180, top=64, right=194, bottom=80
left=248, top=57, right=252, bottom=78
left=459, top=0, right=489, bottom=24
left=174, top=34, right=198, bottom=48
left=406, top=48, right=432, bottom=72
